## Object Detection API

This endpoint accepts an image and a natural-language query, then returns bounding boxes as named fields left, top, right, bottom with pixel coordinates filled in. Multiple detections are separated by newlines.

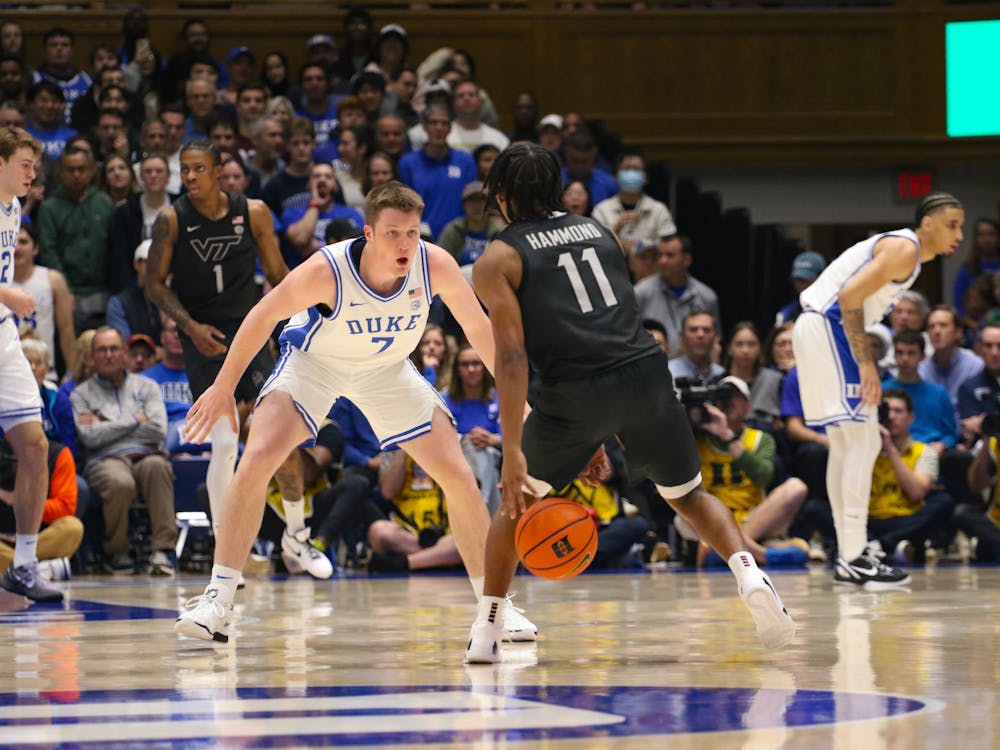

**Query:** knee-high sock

left=827, top=421, right=881, bottom=561
left=206, top=415, right=239, bottom=533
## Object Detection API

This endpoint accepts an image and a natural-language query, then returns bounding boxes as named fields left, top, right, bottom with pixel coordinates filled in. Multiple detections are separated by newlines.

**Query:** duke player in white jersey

left=0, top=127, right=62, bottom=602
left=175, top=181, right=537, bottom=644
left=793, top=193, right=964, bottom=589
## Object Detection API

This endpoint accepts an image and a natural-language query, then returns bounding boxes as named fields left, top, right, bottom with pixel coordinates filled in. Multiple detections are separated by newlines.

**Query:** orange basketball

left=515, top=497, right=598, bottom=580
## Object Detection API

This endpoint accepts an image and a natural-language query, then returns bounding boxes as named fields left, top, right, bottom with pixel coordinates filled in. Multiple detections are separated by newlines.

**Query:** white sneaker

left=501, top=595, right=537, bottom=642
left=175, top=592, right=233, bottom=643
left=465, top=619, right=502, bottom=663
left=281, top=527, right=334, bottom=579
left=739, top=572, right=796, bottom=649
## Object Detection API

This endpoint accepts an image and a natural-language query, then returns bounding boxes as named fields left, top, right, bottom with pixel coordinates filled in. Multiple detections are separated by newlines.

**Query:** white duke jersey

left=0, top=197, right=22, bottom=320
left=278, top=237, right=434, bottom=369
left=799, top=229, right=921, bottom=326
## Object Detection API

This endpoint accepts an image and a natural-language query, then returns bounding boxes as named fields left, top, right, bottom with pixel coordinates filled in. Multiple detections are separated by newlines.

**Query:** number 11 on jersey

left=557, top=247, right=618, bottom=313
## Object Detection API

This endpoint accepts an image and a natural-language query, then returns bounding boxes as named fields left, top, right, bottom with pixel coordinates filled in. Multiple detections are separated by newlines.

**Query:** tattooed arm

left=144, top=208, right=227, bottom=357
left=837, top=236, right=919, bottom=408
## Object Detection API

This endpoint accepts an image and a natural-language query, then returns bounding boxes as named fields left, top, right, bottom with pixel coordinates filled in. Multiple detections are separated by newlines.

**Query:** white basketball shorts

left=257, top=343, right=453, bottom=450
left=792, top=310, right=874, bottom=428
left=0, top=317, right=43, bottom=432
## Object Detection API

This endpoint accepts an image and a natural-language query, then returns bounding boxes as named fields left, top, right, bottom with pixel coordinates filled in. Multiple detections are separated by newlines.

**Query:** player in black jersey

left=464, top=143, right=796, bottom=662
left=145, top=140, right=333, bottom=580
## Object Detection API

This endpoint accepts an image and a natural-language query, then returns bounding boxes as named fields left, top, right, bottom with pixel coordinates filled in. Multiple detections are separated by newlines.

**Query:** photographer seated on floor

left=365, top=449, right=462, bottom=574
left=674, top=375, right=810, bottom=567
left=957, top=404, right=1000, bottom=562
left=0, top=437, right=83, bottom=580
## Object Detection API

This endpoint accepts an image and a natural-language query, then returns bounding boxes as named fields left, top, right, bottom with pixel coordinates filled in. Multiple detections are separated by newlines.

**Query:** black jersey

left=169, top=192, right=261, bottom=332
left=499, top=212, right=658, bottom=382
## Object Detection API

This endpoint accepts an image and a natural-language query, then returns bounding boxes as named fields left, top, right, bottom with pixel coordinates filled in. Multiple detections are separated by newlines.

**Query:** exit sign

left=896, top=170, right=935, bottom=201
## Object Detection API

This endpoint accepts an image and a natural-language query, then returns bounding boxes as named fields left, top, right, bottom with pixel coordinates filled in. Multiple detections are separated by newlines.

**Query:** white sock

left=469, top=576, right=484, bottom=601
left=13, top=534, right=38, bottom=569
left=827, top=421, right=881, bottom=561
left=476, top=595, right=505, bottom=624
left=728, top=550, right=760, bottom=587
left=206, top=564, right=242, bottom=608
left=206, top=416, right=239, bottom=533
left=283, top=497, right=306, bottom=535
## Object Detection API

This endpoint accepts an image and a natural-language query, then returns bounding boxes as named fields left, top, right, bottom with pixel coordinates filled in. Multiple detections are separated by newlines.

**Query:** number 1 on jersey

left=213, top=263, right=224, bottom=294
left=556, top=247, right=618, bottom=313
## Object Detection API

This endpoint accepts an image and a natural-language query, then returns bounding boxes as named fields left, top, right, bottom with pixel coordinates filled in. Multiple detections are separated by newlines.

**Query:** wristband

left=308, top=201, right=323, bottom=209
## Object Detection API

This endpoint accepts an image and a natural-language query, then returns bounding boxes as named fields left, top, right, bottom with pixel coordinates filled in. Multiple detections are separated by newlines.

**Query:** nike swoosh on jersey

left=349, top=301, right=366, bottom=307
left=187, top=225, right=201, bottom=232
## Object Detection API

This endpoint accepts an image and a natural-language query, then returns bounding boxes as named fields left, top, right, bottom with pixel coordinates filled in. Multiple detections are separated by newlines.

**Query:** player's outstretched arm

left=837, top=236, right=919, bottom=407
left=426, top=243, right=496, bottom=374
left=472, top=240, right=535, bottom=518
left=145, top=208, right=225, bottom=358
left=185, top=252, right=337, bottom=442
left=249, top=198, right=289, bottom=289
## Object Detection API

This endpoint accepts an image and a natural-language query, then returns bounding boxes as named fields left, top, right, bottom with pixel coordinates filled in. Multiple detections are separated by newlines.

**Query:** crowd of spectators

left=4, top=6, right=1000, bottom=581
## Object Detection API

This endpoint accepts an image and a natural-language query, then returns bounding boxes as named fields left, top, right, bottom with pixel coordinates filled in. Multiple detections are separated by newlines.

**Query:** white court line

left=0, top=690, right=625, bottom=744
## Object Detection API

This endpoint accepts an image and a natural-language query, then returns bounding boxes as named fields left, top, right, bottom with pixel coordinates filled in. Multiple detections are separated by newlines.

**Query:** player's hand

left=0, top=288, right=36, bottom=319
left=184, top=384, right=237, bottom=444
left=498, top=448, right=538, bottom=520
left=578, top=445, right=611, bottom=487
left=858, top=361, right=882, bottom=409
left=0, top=489, right=13, bottom=507
left=187, top=322, right=228, bottom=357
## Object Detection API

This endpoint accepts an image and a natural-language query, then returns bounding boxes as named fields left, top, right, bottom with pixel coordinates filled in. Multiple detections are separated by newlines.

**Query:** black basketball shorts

left=181, top=333, right=275, bottom=404
left=523, top=352, right=702, bottom=493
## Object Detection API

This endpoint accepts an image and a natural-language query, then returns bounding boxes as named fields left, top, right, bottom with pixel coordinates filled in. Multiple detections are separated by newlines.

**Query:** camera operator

left=675, top=375, right=809, bottom=566
left=866, top=389, right=954, bottom=564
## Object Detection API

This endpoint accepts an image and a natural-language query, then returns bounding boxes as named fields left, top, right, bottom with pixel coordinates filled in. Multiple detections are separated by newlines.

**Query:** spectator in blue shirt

left=398, top=102, right=476, bottom=239
left=883, top=329, right=959, bottom=451
left=560, top=129, right=618, bottom=206
left=26, top=81, right=76, bottom=159
left=281, top=163, right=364, bottom=267
left=441, top=344, right=501, bottom=515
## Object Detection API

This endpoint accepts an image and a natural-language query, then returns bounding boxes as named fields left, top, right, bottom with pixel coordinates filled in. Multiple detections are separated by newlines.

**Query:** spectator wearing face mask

left=591, top=150, right=675, bottom=256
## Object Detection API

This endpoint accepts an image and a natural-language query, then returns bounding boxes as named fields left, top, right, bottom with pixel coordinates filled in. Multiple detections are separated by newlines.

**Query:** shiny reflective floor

left=0, top=564, right=998, bottom=748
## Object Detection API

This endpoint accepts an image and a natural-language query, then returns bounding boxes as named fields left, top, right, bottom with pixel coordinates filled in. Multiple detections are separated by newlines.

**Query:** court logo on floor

left=0, top=685, right=935, bottom=746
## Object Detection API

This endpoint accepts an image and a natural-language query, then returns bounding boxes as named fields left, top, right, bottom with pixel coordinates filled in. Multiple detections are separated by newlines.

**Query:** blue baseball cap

left=227, top=45, right=254, bottom=63
left=791, top=251, right=825, bottom=281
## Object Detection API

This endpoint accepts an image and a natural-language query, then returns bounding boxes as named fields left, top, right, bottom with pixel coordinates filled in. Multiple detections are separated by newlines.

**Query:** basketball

left=515, top=497, right=598, bottom=580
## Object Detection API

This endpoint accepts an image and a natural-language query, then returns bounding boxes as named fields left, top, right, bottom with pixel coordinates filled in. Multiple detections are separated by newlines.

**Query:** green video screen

left=946, top=19, right=1000, bottom=137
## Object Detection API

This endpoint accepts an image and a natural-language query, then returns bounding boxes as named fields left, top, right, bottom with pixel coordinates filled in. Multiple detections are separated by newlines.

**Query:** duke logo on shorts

left=792, top=229, right=921, bottom=427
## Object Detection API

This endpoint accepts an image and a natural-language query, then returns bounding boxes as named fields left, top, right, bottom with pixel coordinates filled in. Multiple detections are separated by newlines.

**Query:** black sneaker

left=368, top=551, right=410, bottom=574
left=102, top=554, right=134, bottom=575
left=0, top=563, right=64, bottom=603
left=833, top=552, right=911, bottom=591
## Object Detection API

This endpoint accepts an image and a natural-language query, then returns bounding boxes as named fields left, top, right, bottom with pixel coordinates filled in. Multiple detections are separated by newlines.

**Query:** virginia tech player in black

left=465, top=142, right=794, bottom=662
left=146, top=143, right=287, bottom=403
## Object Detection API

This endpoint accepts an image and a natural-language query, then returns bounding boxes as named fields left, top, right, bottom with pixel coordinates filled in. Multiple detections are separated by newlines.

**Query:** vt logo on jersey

left=190, top=235, right=242, bottom=263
